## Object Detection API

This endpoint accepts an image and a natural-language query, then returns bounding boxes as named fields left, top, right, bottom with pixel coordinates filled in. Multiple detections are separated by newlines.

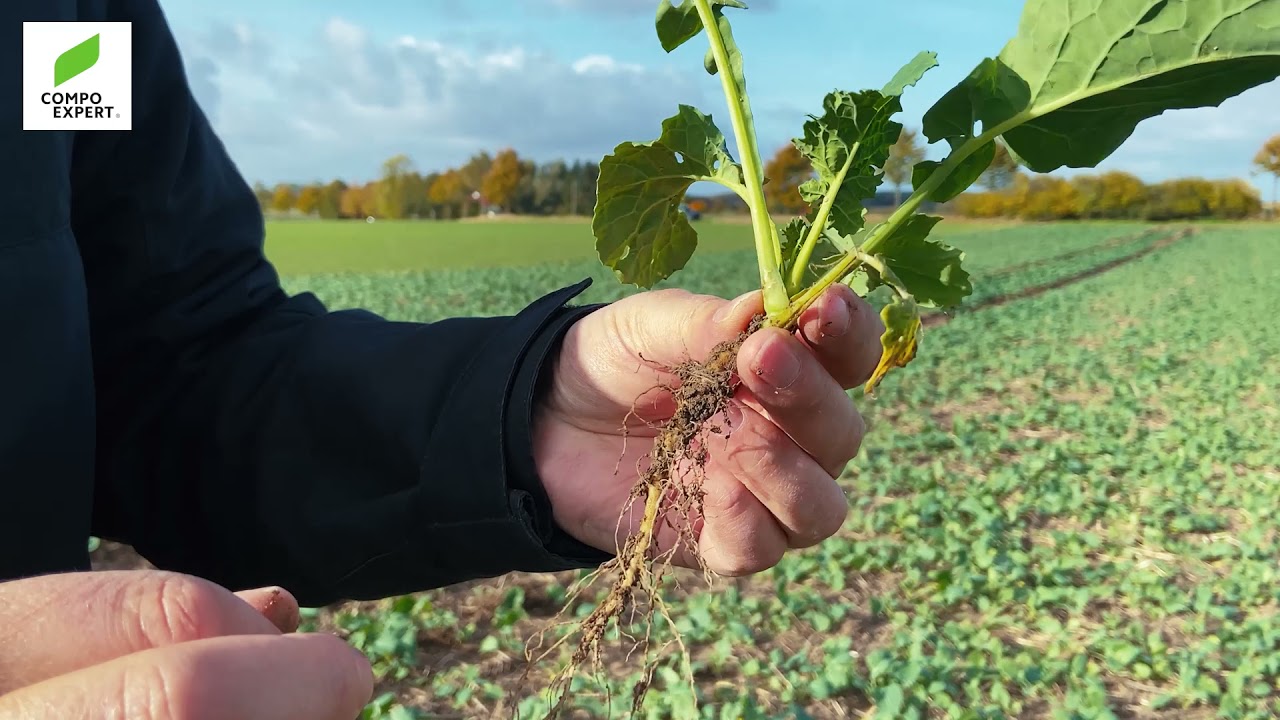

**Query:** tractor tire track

left=978, top=226, right=1164, bottom=280
left=923, top=227, right=1194, bottom=329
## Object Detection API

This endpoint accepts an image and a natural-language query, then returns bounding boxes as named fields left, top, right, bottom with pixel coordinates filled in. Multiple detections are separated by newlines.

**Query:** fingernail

left=753, top=335, right=801, bottom=389
left=810, top=294, right=851, bottom=341
left=713, top=291, right=756, bottom=326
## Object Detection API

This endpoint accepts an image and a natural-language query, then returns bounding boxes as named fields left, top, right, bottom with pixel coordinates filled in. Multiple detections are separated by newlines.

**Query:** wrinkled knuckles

left=722, top=410, right=796, bottom=483
left=710, top=540, right=784, bottom=578
left=790, top=494, right=850, bottom=549
left=705, top=473, right=762, bottom=531
left=128, top=573, right=228, bottom=649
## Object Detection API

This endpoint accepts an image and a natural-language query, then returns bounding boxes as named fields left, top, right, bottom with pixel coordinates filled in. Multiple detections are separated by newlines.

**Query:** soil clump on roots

left=520, top=316, right=766, bottom=719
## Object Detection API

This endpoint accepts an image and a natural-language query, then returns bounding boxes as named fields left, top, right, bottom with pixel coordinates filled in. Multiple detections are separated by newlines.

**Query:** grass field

left=262, top=215, right=1043, bottom=276
left=99, top=220, right=1280, bottom=719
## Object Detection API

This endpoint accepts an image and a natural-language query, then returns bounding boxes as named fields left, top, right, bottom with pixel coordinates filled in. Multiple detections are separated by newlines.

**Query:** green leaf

left=779, top=218, right=810, bottom=276
left=593, top=105, right=745, bottom=287
left=54, top=34, right=100, bottom=88
left=911, top=140, right=996, bottom=203
left=874, top=684, right=907, bottom=718
left=779, top=217, right=848, bottom=289
left=1106, top=642, right=1144, bottom=669
left=795, top=54, right=935, bottom=237
left=924, top=0, right=1280, bottom=173
left=655, top=0, right=747, bottom=53
left=863, top=215, right=973, bottom=308
left=881, top=51, right=939, bottom=97
left=866, top=296, right=920, bottom=395
left=794, top=91, right=900, bottom=237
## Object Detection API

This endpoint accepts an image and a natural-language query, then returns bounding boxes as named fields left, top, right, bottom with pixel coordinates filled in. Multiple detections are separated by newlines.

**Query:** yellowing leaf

left=865, top=297, right=921, bottom=395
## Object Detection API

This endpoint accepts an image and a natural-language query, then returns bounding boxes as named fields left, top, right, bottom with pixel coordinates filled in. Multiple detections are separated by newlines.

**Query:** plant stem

left=770, top=130, right=993, bottom=330
left=855, top=251, right=912, bottom=302
left=692, top=0, right=788, bottom=318
left=787, top=141, right=861, bottom=293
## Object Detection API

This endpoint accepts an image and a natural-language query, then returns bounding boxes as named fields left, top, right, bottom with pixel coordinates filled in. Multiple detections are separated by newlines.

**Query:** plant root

left=519, top=316, right=764, bottom=719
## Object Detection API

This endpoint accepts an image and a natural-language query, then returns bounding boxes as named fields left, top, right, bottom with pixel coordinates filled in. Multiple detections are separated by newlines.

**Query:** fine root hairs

left=518, top=323, right=759, bottom=719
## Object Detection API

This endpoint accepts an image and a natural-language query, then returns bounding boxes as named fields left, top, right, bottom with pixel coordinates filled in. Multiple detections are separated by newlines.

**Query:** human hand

left=0, top=570, right=373, bottom=719
left=534, top=284, right=884, bottom=575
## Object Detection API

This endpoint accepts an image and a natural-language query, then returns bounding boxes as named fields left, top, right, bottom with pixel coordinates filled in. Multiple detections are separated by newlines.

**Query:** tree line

left=759, top=131, right=1280, bottom=221
left=255, top=134, right=1280, bottom=222
left=954, top=144, right=1264, bottom=221
left=254, top=149, right=600, bottom=220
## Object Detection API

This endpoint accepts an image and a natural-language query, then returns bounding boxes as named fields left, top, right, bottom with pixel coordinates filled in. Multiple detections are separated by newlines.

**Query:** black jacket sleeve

left=74, top=0, right=611, bottom=606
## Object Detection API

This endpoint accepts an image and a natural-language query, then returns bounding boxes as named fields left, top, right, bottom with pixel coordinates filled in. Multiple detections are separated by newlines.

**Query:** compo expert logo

left=23, top=22, right=132, bottom=131
left=43, top=34, right=115, bottom=119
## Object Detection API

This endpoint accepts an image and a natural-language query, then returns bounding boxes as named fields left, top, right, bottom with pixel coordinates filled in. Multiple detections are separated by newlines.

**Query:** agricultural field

left=261, top=216, right=1021, bottom=276
left=95, top=222, right=1280, bottom=719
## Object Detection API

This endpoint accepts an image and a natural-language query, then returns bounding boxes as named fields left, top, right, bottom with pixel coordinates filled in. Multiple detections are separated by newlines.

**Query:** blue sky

left=158, top=0, right=1279, bottom=195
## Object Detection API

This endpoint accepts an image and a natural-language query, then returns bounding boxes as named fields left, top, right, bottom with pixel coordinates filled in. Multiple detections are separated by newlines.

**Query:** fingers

left=0, top=571, right=283, bottom=694
left=695, top=438, right=791, bottom=576
left=795, top=284, right=885, bottom=389
left=0, top=634, right=373, bottom=720
left=737, top=325, right=868, bottom=478
left=702, top=403, right=849, bottom=560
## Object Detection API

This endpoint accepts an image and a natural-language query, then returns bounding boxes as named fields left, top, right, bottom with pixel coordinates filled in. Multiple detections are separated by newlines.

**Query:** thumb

left=0, top=634, right=373, bottom=720
left=618, top=288, right=763, bottom=366
left=234, top=586, right=301, bottom=634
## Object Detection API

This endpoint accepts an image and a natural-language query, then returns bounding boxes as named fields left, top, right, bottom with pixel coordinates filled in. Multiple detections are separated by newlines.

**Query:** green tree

left=375, top=154, right=415, bottom=219
left=883, top=127, right=925, bottom=206
left=316, top=180, right=347, bottom=219
left=458, top=151, right=493, bottom=216
left=1254, top=134, right=1280, bottom=219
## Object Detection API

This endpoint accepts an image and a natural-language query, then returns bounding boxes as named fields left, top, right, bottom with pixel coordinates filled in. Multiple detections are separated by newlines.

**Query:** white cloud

left=1086, top=80, right=1280, bottom=193
left=571, top=54, right=644, bottom=74
left=173, top=18, right=707, bottom=184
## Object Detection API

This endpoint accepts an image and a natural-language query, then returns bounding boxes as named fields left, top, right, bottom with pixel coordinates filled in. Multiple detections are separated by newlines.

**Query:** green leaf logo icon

left=54, top=34, right=100, bottom=87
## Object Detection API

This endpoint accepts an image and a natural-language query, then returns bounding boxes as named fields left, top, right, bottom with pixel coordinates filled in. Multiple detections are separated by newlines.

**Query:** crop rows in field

left=280, top=223, right=1147, bottom=325
left=294, top=225, right=1280, bottom=719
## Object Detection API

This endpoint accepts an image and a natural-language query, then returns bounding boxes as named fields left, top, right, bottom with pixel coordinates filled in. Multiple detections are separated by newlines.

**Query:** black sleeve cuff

left=504, top=295, right=616, bottom=569
left=331, top=279, right=613, bottom=600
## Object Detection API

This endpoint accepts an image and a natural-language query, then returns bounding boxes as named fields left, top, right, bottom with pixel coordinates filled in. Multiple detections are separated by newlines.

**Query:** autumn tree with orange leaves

left=481, top=149, right=527, bottom=210
left=762, top=144, right=813, bottom=215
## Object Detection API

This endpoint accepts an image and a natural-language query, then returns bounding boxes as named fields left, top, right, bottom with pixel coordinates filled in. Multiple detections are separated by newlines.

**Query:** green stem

left=854, top=251, right=911, bottom=302
left=770, top=130, right=994, bottom=330
left=787, top=141, right=861, bottom=293
left=692, top=0, right=788, bottom=318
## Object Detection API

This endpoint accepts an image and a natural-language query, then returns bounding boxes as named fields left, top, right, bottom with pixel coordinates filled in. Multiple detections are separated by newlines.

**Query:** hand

left=535, top=284, right=884, bottom=575
left=0, top=570, right=373, bottom=719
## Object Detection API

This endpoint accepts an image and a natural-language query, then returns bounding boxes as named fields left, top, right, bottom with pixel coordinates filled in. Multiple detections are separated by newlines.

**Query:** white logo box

left=23, top=22, right=133, bottom=131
